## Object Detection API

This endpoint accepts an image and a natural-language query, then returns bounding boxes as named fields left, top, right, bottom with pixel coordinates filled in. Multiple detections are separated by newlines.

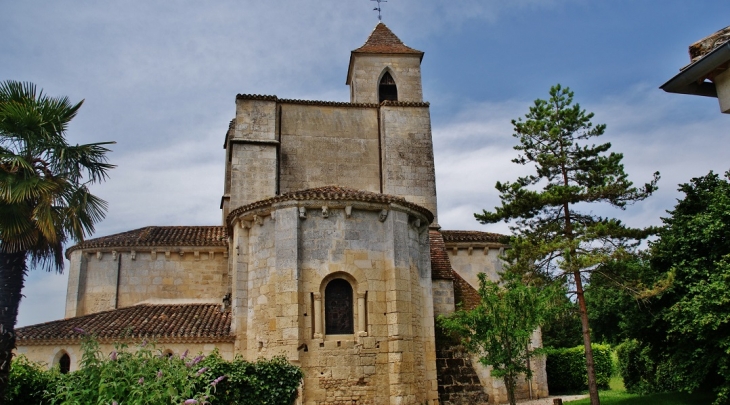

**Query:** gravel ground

left=516, top=394, right=589, bottom=404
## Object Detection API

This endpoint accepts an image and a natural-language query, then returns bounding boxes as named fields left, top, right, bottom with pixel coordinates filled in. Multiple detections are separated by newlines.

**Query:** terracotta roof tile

left=440, top=230, right=507, bottom=244
left=66, top=226, right=227, bottom=257
left=227, top=186, right=433, bottom=225
left=16, top=304, right=233, bottom=344
left=430, top=230, right=453, bottom=280
left=453, top=271, right=481, bottom=311
left=353, top=22, right=422, bottom=55
left=689, top=26, right=730, bottom=62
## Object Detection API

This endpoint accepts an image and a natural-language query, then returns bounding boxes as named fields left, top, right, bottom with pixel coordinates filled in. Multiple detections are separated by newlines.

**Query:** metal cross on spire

left=371, top=0, right=387, bottom=21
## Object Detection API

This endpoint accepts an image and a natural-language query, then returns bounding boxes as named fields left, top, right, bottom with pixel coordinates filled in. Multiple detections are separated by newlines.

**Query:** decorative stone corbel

left=209, top=251, right=215, bottom=260
left=179, top=251, right=185, bottom=258
left=321, top=206, right=329, bottom=218
left=345, top=205, right=352, bottom=218
left=254, top=215, right=263, bottom=226
left=112, top=251, right=118, bottom=261
left=194, top=251, right=200, bottom=261
left=379, top=209, right=389, bottom=222
left=270, top=211, right=276, bottom=221
left=130, top=250, right=136, bottom=260
left=151, top=250, right=157, bottom=260
left=483, top=247, right=489, bottom=255
left=241, top=220, right=252, bottom=229
left=223, top=250, right=229, bottom=258
left=298, top=206, right=307, bottom=219
left=96, top=251, right=103, bottom=260
left=411, top=218, right=421, bottom=229
left=452, top=247, right=458, bottom=255
left=165, top=250, right=171, bottom=259
left=499, top=247, right=505, bottom=256
left=468, top=247, right=473, bottom=256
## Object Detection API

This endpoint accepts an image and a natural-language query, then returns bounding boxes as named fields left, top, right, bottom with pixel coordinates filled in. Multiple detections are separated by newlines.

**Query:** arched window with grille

left=379, top=71, right=398, bottom=103
left=325, top=278, right=354, bottom=334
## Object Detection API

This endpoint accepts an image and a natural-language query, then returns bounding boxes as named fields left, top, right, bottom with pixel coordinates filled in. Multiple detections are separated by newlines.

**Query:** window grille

left=325, top=279, right=354, bottom=334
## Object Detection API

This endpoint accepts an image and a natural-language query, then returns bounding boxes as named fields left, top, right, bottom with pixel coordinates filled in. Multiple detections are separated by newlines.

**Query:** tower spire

left=371, top=0, right=387, bottom=21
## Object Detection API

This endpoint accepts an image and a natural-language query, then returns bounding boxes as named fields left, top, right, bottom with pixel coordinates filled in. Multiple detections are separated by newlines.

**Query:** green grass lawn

left=563, top=377, right=715, bottom=405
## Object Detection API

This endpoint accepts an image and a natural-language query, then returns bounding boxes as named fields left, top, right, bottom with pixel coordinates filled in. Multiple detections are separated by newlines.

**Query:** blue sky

left=2, top=1, right=729, bottom=327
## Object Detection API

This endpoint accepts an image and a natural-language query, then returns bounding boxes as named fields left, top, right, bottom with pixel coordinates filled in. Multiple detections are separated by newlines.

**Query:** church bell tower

left=346, top=22, right=425, bottom=104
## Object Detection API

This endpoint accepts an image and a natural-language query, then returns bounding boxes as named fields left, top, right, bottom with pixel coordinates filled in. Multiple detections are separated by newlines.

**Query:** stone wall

left=348, top=54, right=423, bottom=104
left=279, top=104, right=380, bottom=194
left=66, top=249, right=229, bottom=317
left=380, top=105, right=438, bottom=223
left=447, top=247, right=503, bottom=291
left=432, top=279, right=455, bottom=316
left=229, top=200, right=439, bottom=405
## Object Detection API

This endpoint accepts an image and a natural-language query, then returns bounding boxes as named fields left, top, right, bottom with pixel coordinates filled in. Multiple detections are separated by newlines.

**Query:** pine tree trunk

left=0, top=250, right=27, bottom=402
left=574, top=270, right=600, bottom=405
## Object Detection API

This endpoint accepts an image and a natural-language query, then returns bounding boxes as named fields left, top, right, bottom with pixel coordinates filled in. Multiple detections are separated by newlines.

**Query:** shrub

left=45, top=336, right=304, bottom=405
left=615, top=339, right=680, bottom=395
left=546, top=344, right=613, bottom=393
left=5, top=355, right=59, bottom=404
left=197, top=351, right=304, bottom=405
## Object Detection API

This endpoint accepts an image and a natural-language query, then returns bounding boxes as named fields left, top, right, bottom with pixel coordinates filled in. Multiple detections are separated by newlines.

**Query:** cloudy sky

left=3, top=1, right=729, bottom=327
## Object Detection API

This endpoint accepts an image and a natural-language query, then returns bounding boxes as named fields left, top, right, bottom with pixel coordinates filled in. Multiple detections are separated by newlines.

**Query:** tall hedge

left=546, top=344, right=613, bottom=393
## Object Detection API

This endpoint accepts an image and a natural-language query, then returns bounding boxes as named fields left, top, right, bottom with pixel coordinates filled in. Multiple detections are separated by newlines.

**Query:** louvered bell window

left=379, top=72, right=398, bottom=103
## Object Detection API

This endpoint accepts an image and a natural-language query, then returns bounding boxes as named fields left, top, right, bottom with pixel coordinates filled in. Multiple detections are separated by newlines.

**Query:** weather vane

left=372, top=0, right=387, bottom=21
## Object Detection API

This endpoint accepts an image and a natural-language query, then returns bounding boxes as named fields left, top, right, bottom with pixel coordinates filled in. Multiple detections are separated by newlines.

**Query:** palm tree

left=0, top=81, right=114, bottom=398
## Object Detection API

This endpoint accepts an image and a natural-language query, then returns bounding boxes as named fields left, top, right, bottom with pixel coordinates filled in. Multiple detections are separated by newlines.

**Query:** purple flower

left=157, top=370, right=163, bottom=379
left=109, top=350, right=117, bottom=361
left=138, top=377, right=144, bottom=385
left=183, top=400, right=198, bottom=405
left=72, top=327, right=85, bottom=334
left=141, top=339, right=148, bottom=347
left=180, top=349, right=189, bottom=359
left=196, top=367, right=208, bottom=376
left=211, top=375, right=226, bottom=387
left=112, top=402, right=118, bottom=405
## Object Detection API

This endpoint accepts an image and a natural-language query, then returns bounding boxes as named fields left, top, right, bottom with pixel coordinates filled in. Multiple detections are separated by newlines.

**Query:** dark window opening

left=325, top=279, right=354, bottom=334
left=59, top=353, right=70, bottom=374
left=379, top=72, right=398, bottom=103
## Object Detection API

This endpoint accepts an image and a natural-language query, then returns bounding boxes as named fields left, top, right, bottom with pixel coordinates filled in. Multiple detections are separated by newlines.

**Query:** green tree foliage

left=645, top=171, right=730, bottom=404
left=44, top=336, right=304, bottom=405
left=546, top=344, right=613, bottom=393
left=439, top=273, right=557, bottom=405
left=0, top=81, right=114, bottom=399
left=475, top=85, right=658, bottom=405
left=4, top=355, right=59, bottom=404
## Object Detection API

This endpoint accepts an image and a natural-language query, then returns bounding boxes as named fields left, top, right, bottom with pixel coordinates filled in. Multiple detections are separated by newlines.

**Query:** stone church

left=16, top=23, right=548, bottom=404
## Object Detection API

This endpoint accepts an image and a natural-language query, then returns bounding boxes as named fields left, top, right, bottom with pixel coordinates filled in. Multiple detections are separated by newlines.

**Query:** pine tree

left=476, top=85, right=659, bottom=405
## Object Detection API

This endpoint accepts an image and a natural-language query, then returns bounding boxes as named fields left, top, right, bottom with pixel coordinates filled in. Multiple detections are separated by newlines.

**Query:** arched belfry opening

left=379, top=71, right=398, bottom=103
left=325, top=278, right=354, bottom=334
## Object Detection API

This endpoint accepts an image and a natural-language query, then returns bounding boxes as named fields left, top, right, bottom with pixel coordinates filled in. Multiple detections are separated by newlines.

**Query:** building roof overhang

left=661, top=41, right=730, bottom=98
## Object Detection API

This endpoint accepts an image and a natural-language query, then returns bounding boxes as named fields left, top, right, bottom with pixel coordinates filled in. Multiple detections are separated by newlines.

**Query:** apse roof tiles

left=66, top=226, right=227, bottom=257
left=16, top=304, right=233, bottom=344
left=429, top=230, right=454, bottom=280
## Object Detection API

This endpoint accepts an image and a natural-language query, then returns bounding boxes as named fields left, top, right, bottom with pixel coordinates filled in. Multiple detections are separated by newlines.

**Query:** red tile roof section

left=352, top=22, right=423, bottom=55
left=440, top=230, right=507, bottom=244
left=452, top=271, right=481, bottom=311
left=227, top=185, right=434, bottom=225
left=430, top=230, right=454, bottom=280
left=66, top=226, right=227, bottom=257
left=16, top=304, right=233, bottom=344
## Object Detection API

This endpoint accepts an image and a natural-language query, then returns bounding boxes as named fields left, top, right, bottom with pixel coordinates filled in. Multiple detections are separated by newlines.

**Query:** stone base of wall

left=435, top=330, right=489, bottom=405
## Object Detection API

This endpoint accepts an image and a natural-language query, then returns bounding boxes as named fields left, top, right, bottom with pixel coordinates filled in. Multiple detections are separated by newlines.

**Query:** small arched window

left=379, top=71, right=398, bottom=103
left=58, top=353, right=71, bottom=374
left=325, top=279, right=354, bottom=334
